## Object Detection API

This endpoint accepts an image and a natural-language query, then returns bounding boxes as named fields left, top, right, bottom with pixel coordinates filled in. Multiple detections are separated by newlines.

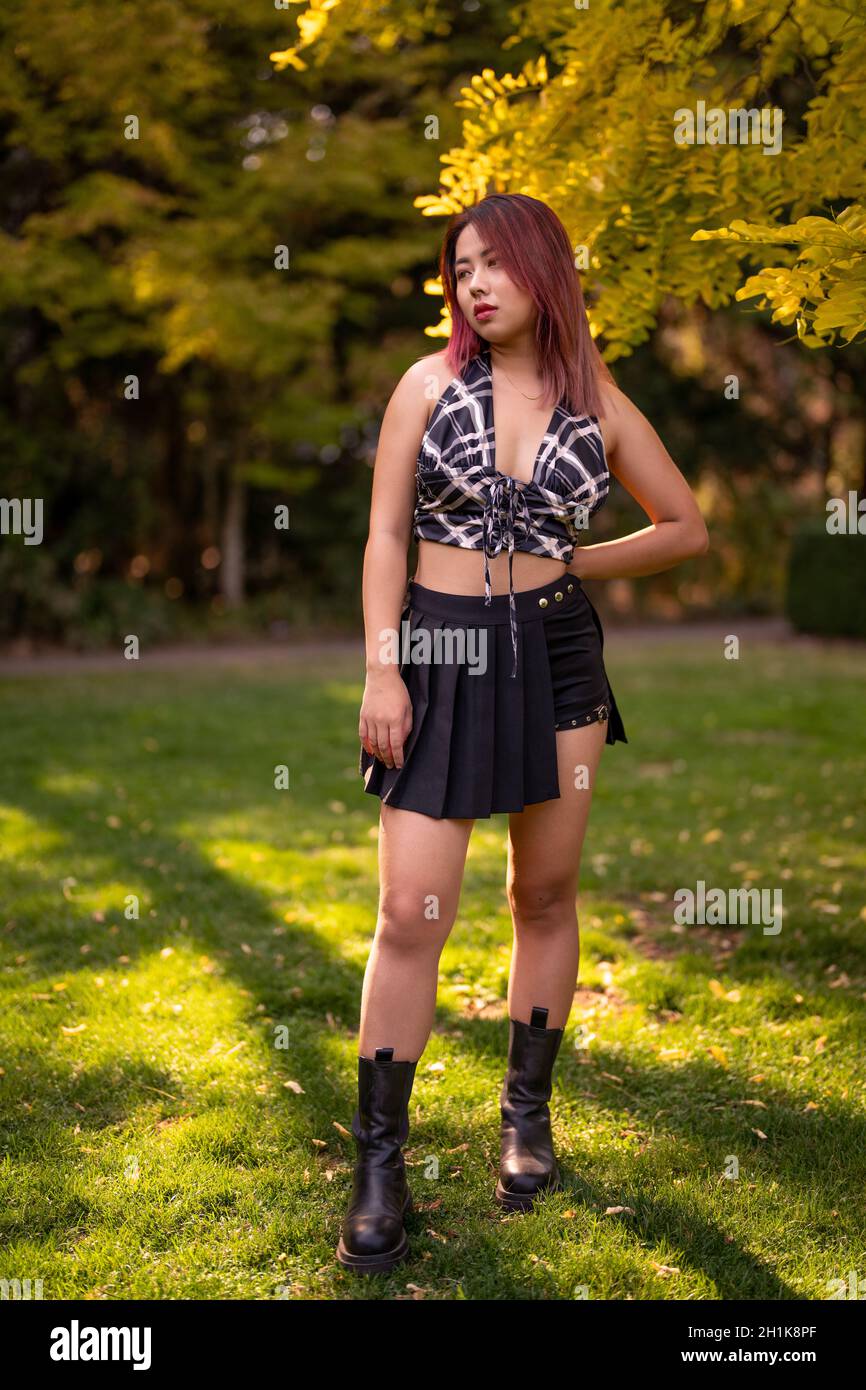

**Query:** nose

left=469, top=267, right=489, bottom=294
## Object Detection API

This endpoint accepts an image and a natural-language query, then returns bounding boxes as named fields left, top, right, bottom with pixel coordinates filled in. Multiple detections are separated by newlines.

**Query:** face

left=453, top=222, right=536, bottom=343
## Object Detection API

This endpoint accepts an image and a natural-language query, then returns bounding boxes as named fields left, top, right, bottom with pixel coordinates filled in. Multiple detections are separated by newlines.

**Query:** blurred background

left=1, top=0, right=863, bottom=655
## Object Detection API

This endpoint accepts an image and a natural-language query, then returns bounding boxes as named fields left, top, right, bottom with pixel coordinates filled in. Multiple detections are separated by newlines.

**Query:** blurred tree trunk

left=220, top=470, right=246, bottom=608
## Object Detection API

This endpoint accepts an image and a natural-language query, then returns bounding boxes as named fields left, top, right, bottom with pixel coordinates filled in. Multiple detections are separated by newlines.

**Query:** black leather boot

left=335, top=1047, right=418, bottom=1274
left=495, top=1005, right=565, bottom=1211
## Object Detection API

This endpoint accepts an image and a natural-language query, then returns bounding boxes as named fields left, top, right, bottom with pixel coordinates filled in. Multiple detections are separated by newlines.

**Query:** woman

left=336, top=193, right=708, bottom=1274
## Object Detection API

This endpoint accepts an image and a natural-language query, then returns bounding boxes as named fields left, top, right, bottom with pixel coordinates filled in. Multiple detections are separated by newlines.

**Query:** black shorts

left=358, top=571, right=627, bottom=820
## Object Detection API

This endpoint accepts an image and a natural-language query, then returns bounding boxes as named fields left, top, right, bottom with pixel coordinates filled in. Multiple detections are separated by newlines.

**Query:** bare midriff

left=413, top=538, right=569, bottom=596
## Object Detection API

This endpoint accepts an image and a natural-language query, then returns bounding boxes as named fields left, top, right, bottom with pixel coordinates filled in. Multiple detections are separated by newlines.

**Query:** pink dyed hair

left=436, top=193, right=613, bottom=419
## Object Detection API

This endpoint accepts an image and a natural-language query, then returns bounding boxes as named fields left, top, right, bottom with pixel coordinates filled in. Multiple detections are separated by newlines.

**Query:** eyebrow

left=455, top=245, right=495, bottom=266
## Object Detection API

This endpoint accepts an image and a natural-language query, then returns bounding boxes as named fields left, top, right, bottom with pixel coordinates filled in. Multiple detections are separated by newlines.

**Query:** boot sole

left=494, top=1176, right=562, bottom=1212
left=335, top=1190, right=413, bottom=1275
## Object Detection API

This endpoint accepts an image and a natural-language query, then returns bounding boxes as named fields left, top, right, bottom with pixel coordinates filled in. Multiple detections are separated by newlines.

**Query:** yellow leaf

left=708, top=1045, right=728, bottom=1066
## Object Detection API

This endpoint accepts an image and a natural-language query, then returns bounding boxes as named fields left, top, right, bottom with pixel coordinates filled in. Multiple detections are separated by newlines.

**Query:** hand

left=359, top=668, right=413, bottom=769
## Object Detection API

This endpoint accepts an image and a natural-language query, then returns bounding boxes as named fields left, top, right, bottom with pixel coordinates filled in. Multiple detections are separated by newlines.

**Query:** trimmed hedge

left=785, top=518, right=866, bottom=638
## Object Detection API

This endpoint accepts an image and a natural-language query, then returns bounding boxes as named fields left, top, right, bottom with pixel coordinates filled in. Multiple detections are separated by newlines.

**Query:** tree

left=0, top=0, right=458, bottom=615
left=272, top=0, right=866, bottom=354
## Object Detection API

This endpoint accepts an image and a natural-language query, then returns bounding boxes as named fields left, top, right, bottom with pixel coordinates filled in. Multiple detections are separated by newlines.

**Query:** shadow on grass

left=1, top=664, right=863, bottom=1298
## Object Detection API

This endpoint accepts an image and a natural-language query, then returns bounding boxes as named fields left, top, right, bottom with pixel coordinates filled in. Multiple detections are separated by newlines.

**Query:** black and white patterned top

left=413, top=343, right=611, bottom=676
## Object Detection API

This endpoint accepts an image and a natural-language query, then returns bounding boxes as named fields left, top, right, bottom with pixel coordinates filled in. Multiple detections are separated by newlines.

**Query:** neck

left=485, top=337, right=539, bottom=375
left=483, top=339, right=552, bottom=407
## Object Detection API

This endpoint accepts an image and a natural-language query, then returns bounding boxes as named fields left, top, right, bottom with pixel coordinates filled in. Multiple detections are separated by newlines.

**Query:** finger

left=359, top=718, right=376, bottom=759
left=375, top=722, right=395, bottom=768
left=389, top=722, right=405, bottom=769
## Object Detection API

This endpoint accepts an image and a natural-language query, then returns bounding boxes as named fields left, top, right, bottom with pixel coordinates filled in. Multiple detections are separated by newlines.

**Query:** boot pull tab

left=374, top=1047, right=395, bottom=1063
left=529, top=1006, right=549, bottom=1030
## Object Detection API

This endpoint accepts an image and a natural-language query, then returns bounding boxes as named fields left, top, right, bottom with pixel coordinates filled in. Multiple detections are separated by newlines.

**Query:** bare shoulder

left=595, top=376, right=676, bottom=479
left=404, top=348, right=455, bottom=426
left=376, top=348, right=453, bottom=461
left=596, top=377, right=646, bottom=463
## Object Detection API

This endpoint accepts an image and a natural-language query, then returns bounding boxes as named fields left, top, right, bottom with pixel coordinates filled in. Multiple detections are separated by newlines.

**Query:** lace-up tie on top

left=481, top=473, right=534, bottom=675
left=413, top=344, right=611, bottom=676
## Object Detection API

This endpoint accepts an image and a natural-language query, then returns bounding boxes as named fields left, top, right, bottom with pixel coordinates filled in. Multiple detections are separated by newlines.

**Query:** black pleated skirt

left=358, top=571, right=627, bottom=820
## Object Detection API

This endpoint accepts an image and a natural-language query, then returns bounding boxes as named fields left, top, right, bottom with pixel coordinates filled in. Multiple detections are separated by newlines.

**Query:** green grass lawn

left=1, top=633, right=865, bottom=1301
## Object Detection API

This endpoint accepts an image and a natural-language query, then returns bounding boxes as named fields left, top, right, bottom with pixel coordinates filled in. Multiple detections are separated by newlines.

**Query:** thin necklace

left=489, top=349, right=545, bottom=401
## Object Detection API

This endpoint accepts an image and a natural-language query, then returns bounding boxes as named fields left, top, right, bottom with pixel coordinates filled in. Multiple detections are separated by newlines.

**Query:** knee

left=507, top=874, right=575, bottom=931
left=376, top=888, right=447, bottom=953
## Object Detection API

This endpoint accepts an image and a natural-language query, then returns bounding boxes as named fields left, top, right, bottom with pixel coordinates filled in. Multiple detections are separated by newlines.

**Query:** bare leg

left=505, top=722, right=607, bottom=1027
left=358, top=803, right=475, bottom=1061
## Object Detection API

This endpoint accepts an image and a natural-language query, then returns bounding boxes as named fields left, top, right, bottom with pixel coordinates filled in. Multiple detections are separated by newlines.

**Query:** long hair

left=437, top=193, right=613, bottom=419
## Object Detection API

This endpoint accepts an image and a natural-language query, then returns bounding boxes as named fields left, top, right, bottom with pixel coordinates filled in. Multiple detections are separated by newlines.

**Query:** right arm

left=359, top=357, right=439, bottom=770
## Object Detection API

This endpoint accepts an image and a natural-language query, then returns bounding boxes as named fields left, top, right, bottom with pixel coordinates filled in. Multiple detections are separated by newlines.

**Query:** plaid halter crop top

left=413, top=343, right=611, bottom=676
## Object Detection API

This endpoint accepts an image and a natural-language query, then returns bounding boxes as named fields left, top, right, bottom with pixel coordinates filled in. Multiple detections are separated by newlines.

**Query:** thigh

left=506, top=722, right=607, bottom=896
left=378, top=803, right=475, bottom=942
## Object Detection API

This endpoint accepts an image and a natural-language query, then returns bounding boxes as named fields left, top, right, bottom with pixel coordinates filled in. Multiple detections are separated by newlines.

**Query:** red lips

left=474, top=303, right=497, bottom=320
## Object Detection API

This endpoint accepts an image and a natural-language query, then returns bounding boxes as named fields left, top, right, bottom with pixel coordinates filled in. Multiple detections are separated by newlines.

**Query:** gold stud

left=567, top=582, right=574, bottom=592
left=554, top=591, right=563, bottom=602
left=538, top=596, right=548, bottom=608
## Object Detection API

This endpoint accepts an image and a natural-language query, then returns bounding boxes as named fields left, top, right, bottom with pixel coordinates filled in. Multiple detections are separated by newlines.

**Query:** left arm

left=568, top=381, right=709, bottom=580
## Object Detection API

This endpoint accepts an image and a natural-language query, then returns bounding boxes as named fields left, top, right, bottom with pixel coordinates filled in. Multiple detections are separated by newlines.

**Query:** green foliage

left=0, top=0, right=458, bottom=625
left=696, top=206, right=866, bottom=348
left=2, top=0, right=864, bottom=644
left=282, top=0, right=866, bottom=355
left=785, top=521, right=866, bottom=638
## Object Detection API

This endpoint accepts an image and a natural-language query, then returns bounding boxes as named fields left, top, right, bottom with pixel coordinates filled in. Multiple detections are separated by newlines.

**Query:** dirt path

left=1, top=617, right=851, bottom=678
